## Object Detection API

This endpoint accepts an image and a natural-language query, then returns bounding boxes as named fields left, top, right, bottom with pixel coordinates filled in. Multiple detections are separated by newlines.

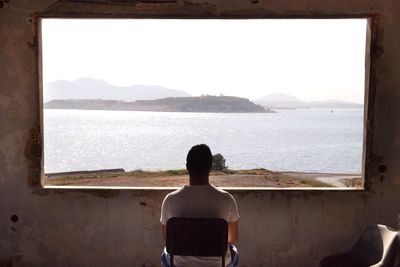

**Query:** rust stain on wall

left=24, top=127, right=42, bottom=187
left=364, top=150, right=383, bottom=191
left=33, top=188, right=121, bottom=198
left=40, top=0, right=218, bottom=18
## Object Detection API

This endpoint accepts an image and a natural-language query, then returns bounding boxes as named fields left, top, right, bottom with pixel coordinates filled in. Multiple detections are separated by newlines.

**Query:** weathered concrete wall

left=1, top=0, right=400, bottom=266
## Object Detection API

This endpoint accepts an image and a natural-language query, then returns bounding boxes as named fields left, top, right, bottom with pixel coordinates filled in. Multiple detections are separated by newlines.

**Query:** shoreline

left=45, top=169, right=362, bottom=188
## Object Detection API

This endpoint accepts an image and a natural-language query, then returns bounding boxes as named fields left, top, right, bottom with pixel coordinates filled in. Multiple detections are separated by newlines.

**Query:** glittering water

left=44, top=108, right=363, bottom=174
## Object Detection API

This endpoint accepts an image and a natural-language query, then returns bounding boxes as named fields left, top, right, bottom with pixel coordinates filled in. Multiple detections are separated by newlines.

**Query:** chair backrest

left=350, top=224, right=398, bottom=267
left=166, top=217, right=228, bottom=265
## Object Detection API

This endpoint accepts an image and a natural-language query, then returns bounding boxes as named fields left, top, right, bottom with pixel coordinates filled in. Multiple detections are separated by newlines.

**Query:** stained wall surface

left=1, top=0, right=400, bottom=266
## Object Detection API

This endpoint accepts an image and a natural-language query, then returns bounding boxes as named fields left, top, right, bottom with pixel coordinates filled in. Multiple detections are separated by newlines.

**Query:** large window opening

left=41, top=18, right=368, bottom=188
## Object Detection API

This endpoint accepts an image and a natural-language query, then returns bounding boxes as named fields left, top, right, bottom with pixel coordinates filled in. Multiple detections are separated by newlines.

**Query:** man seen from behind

left=160, top=144, right=239, bottom=266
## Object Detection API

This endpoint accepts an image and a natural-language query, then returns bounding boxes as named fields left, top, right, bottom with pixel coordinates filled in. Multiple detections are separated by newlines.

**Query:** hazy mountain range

left=44, top=78, right=363, bottom=109
left=254, top=93, right=363, bottom=109
left=43, top=78, right=190, bottom=102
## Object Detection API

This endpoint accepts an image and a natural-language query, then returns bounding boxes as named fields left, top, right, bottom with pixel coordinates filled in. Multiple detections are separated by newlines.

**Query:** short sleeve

left=160, top=195, right=170, bottom=225
left=227, top=194, right=240, bottom=222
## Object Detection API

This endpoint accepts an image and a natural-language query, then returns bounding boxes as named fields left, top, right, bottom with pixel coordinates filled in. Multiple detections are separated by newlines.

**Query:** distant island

left=44, top=96, right=273, bottom=113
left=44, top=78, right=363, bottom=110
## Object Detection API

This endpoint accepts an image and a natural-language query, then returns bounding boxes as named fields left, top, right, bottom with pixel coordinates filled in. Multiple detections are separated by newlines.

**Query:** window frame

left=34, top=8, right=381, bottom=191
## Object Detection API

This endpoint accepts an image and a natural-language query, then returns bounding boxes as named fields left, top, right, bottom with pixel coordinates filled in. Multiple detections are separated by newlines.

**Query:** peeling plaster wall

left=1, top=0, right=400, bottom=266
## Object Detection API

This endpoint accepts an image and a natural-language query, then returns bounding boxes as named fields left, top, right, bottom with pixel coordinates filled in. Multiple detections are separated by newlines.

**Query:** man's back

left=160, top=144, right=239, bottom=267
left=161, top=184, right=239, bottom=223
left=161, top=184, right=239, bottom=266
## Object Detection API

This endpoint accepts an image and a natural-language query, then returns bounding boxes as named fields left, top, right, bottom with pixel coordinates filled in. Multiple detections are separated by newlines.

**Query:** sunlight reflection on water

left=44, top=109, right=363, bottom=174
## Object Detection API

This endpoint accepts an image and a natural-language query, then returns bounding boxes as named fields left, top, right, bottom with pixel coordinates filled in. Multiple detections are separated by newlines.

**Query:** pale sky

left=41, top=18, right=367, bottom=103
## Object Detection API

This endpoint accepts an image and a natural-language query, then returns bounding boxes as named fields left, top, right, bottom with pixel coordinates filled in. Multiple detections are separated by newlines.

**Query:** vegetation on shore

left=212, top=153, right=227, bottom=171
left=44, top=95, right=273, bottom=113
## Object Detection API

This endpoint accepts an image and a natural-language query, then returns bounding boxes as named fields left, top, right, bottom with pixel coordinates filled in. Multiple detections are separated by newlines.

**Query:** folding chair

left=166, top=217, right=228, bottom=267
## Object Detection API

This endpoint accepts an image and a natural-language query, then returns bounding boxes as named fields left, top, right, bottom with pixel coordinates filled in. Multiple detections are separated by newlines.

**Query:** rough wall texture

left=1, top=0, right=400, bottom=266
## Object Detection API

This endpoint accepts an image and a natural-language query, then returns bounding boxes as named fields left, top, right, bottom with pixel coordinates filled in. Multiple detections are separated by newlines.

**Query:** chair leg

left=222, top=256, right=225, bottom=267
left=170, top=254, right=174, bottom=267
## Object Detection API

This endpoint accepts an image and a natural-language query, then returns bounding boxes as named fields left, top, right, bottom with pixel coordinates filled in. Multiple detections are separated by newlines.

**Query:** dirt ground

left=45, top=169, right=362, bottom=188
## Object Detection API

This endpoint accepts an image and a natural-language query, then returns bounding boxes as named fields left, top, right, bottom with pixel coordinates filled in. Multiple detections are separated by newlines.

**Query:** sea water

left=44, top=108, right=363, bottom=174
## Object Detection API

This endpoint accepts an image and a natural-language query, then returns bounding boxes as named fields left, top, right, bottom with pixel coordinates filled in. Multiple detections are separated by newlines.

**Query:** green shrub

left=212, top=153, right=227, bottom=171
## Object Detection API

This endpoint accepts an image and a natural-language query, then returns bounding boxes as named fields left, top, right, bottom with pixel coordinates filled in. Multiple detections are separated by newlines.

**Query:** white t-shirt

left=160, top=184, right=239, bottom=267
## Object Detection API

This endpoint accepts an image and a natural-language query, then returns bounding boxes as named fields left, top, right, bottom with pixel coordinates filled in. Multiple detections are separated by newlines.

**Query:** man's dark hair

left=186, top=144, right=213, bottom=177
